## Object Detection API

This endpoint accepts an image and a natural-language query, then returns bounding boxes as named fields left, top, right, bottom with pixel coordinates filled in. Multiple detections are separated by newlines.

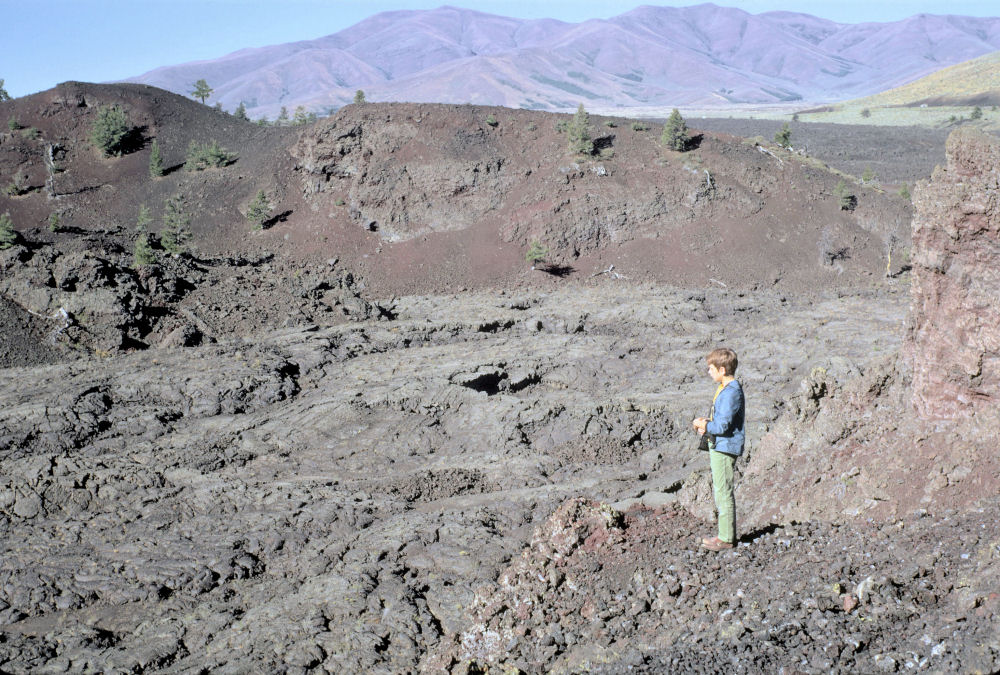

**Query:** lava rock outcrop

left=909, top=127, right=1000, bottom=420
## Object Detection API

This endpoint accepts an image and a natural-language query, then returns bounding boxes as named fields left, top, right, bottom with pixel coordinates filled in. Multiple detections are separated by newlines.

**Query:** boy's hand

left=692, top=417, right=707, bottom=435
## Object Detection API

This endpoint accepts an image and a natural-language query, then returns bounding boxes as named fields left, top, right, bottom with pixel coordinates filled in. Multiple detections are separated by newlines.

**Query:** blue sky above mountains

left=4, top=0, right=999, bottom=98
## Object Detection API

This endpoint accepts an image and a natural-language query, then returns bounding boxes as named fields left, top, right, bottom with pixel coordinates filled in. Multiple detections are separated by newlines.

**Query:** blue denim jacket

left=707, top=380, right=745, bottom=456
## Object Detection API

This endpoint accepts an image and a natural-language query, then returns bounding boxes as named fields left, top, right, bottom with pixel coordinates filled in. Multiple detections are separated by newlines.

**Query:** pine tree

left=190, top=79, right=213, bottom=104
left=149, top=139, right=164, bottom=177
left=567, top=103, right=593, bottom=155
left=293, top=106, right=311, bottom=125
left=136, top=204, right=153, bottom=233
left=160, top=197, right=191, bottom=255
left=133, top=233, right=156, bottom=267
left=774, top=122, right=792, bottom=148
left=277, top=107, right=290, bottom=126
left=245, top=190, right=272, bottom=230
left=0, top=212, right=16, bottom=249
left=661, top=108, right=689, bottom=151
left=353, top=90, right=366, bottom=104
left=0, top=79, right=11, bottom=102
left=89, top=105, right=132, bottom=156
left=835, top=179, right=854, bottom=211
left=234, top=102, right=249, bottom=121
left=971, top=106, right=983, bottom=120
left=525, top=240, right=549, bottom=268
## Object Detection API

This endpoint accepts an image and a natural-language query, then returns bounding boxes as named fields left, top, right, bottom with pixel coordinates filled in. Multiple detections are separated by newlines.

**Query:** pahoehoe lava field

left=1, top=83, right=999, bottom=673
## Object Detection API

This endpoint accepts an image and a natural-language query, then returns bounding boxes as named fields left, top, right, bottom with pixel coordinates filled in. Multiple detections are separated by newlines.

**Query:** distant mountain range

left=125, top=3, right=1000, bottom=117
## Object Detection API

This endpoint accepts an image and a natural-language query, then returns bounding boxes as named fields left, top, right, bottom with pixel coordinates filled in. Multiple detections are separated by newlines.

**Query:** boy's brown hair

left=707, top=347, right=738, bottom=375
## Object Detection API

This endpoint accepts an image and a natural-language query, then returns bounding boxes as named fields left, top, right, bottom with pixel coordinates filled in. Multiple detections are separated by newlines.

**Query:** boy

left=692, top=347, right=745, bottom=551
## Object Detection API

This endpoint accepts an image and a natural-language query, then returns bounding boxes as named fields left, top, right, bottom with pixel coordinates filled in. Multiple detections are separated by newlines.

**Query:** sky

left=2, top=0, right=999, bottom=98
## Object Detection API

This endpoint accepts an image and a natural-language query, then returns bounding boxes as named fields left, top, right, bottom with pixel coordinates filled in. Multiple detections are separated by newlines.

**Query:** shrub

left=861, top=166, right=875, bottom=184
left=526, top=122, right=537, bottom=132
left=567, top=104, right=593, bottom=155
left=860, top=108, right=871, bottom=118
left=791, top=113, right=800, bottom=122
left=20, top=127, right=39, bottom=140
left=485, top=113, right=498, bottom=127
left=525, top=240, right=548, bottom=266
left=160, top=197, right=191, bottom=255
left=149, top=139, right=164, bottom=177
left=630, top=122, right=648, bottom=131
left=48, top=212, right=61, bottom=232
left=0, top=212, right=15, bottom=249
left=245, top=190, right=272, bottom=230
left=773, top=122, right=792, bottom=148
left=971, top=106, right=983, bottom=120
left=898, top=183, right=911, bottom=201
left=89, top=105, right=133, bottom=156
left=234, top=102, right=249, bottom=121
left=7, top=116, right=19, bottom=131
left=555, top=120, right=569, bottom=133
left=276, top=107, right=290, bottom=126
left=661, top=108, right=689, bottom=151
left=184, top=140, right=236, bottom=171
left=604, top=120, right=617, bottom=128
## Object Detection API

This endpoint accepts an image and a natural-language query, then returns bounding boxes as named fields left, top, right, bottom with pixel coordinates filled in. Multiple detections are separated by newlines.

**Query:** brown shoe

left=701, top=536, right=734, bottom=551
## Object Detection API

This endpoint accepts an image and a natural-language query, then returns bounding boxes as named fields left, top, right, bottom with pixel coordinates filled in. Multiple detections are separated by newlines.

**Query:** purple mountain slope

left=125, top=3, right=1000, bottom=116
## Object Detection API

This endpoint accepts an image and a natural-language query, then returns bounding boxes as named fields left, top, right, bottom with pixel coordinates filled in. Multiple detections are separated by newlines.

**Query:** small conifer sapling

left=661, top=108, right=689, bottom=151
left=774, top=122, right=792, bottom=148
left=89, top=105, right=132, bottom=156
left=245, top=190, right=272, bottom=230
left=160, top=197, right=191, bottom=255
left=0, top=212, right=16, bottom=249
left=525, top=240, right=549, bottom=269
left=567, top=104, right=593, bottom=156
left=835, top=179, right=855, bottom=211
left=133, top=233, right=156, bottom=267
left=149, top=139, right=164, bottom=177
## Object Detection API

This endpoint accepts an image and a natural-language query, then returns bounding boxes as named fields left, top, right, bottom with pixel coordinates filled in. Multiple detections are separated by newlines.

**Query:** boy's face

left=708, top=363, right=726, bottom=383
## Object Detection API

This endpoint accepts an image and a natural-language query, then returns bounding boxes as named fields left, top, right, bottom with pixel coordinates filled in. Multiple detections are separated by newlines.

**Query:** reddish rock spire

left=909, top=127, right=1000, bottom=419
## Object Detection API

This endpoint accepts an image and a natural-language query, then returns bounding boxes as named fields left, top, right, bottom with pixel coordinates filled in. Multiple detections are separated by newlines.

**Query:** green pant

left=710, top=449, right=737, bottom=544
